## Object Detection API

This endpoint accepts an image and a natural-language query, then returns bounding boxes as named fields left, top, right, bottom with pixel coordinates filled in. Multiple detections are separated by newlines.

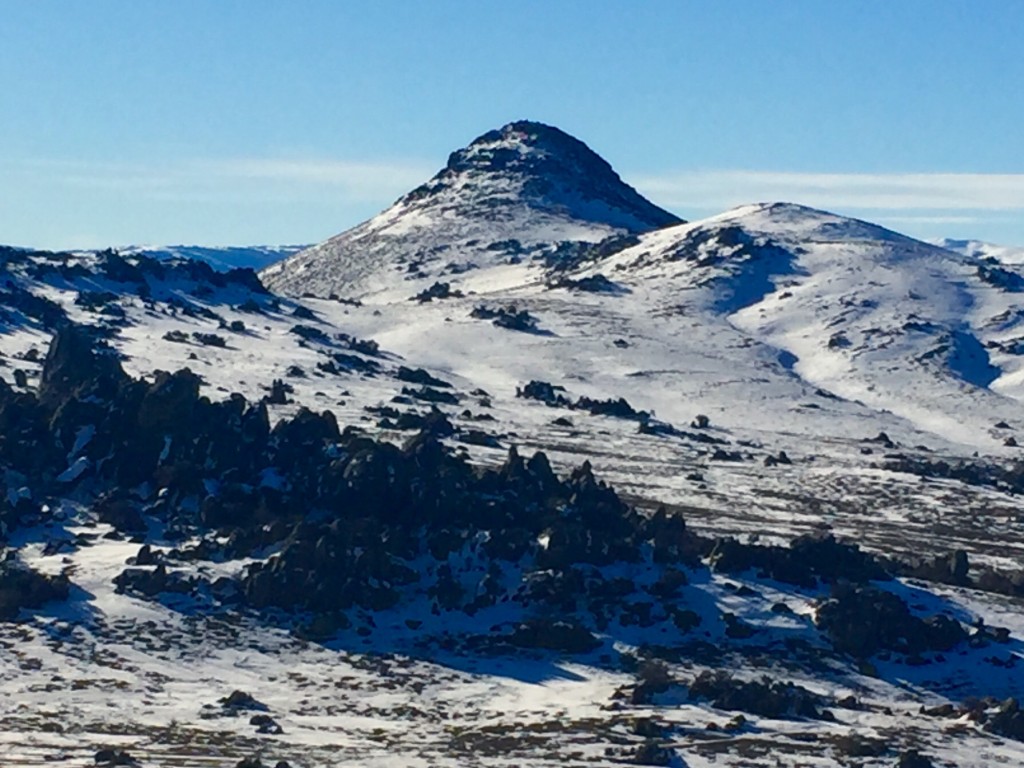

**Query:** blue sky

left=1, top=1, right=1022, bottom=249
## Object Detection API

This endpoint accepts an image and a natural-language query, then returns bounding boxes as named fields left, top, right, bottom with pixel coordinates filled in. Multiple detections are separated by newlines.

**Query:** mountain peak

left=396, top=119, right=680, bottom=230
left=442, top=120, right=615, bottom=178
left=262, top=120, right=681, bottom=299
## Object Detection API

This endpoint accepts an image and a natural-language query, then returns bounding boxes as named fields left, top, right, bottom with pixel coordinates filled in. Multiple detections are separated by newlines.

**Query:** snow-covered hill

left=260, top=120, right=681, bottom=300
left=561, top=202, right=1024, bottom=447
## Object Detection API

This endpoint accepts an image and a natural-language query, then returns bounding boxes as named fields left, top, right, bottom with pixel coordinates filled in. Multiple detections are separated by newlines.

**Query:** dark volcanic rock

left=508, top=619, right=601, bottom=654
left=94, top=749, right=139, bottom=766
left=984, top=697, right=1024, bottom=742
left=816, top=583, right=967, bottom=658
left=39, top=323, right=127, bottom=410
left=709, top=532, right=887, bottom=588
left=576, top=395, right=647, bottom=421
left=400, top=385, right=459, bottom=405
left=94, top=492, right=148, bottom=534
left=546, top=273, right=624, bottom=294
left=396, top=366, right=452, bottom=389
left=688, top=670, right=827, bottom=719
left=516, top=379, right=648, bottom=420
left=221, top=689, right=269, bottom=712
left=471, top=304, right=544, bottom=333
left=895, top=749, right=936, bottom=768
left=0, top=378, right=60, bottom=481
left=516, top=379, right=572, bottom=407
left=98, top=250, right=147, bottom=284
left=114, top=564, right=192, bottom=598
left=136, top=370, right=202, bottom=433
left=250, top=713, right=284, bottom=734
left=412, top=281, right=463, bottom=303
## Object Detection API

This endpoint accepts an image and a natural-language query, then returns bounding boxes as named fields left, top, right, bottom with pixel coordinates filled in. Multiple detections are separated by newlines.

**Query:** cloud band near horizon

left=631, top=170, right=1024, bottom=214
left=9, top=156, right=1024, bottom=212
left=4, top=157, right=1024, bottom=247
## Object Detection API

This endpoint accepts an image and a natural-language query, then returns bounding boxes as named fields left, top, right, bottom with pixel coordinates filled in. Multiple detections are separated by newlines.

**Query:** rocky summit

left=2, top=122, right=1024, bottom=767
left=426, top=120, right=681, bottom=232
left=260, top=120, right=681, bottom=300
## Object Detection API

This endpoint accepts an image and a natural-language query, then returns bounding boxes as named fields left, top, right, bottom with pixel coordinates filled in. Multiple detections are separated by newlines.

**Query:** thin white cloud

left=632, top=170, right=1024, bottom=212
left=4, top=155, right=435, bottom=202
left=872, top=215, right=984, bottom=226
left=9, top=157, right=1024, bottom=237
left=16, top=158, right=1024, bottom=213
left=210, top=158, right=434, bottom=191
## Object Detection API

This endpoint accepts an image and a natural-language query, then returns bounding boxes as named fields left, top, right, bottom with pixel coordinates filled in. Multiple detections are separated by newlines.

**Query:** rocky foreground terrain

left=2, top=317, right=1024, bottom=768
left=3, top=122, right=1024, bottom=766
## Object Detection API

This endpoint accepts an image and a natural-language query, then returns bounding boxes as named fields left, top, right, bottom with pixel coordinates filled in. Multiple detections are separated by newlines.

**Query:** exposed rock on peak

left=410, top=120, right=678, bottom=230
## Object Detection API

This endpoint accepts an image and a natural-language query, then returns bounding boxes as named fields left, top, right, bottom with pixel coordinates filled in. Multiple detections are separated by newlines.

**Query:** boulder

left=508, top=619, right=601, bottom=654
left=0, top=555, right=70, bottom=620
left=94, top=749, right=139, bottom=766
left=985, top=697, right=1024, bottom=742
left=816, top=583, right=967, bottom=658
left=896, top=749, right=935, bottom=768
left=688, top=671, right=825, bottom=719
left=220, top=690, right=269, bottom=712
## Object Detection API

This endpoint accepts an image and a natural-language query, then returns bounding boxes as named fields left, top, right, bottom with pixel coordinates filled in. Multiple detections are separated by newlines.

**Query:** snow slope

left=6, top=514, right=1024, bottom=768
left=3, top=234, right=1024, bottom=766
left=5, top=210, right=1024, bottom=568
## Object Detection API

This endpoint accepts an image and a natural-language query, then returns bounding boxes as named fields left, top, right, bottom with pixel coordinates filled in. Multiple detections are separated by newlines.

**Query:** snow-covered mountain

left=260, top=120, right=681, bottom=299
left=4, top=123, right=1024, bottom=767
left=115, top=244, right=307, bottom=271
left=934, top=237, right=1024, bottom=266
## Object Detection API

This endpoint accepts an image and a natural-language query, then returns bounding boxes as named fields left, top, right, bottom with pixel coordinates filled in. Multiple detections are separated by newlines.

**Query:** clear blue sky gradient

left=1, top=1, right=1022, bottom=249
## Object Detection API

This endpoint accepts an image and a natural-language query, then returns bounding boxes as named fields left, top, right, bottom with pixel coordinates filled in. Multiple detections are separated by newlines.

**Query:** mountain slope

left=5, top=226, right=1024, bottom=766
left=260, top=120, right=681, bottom=300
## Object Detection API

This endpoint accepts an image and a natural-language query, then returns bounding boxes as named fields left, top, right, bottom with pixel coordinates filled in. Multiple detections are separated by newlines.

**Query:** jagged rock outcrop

left=38, top=323, right=126, bottom=410
left=709, top=532, right=888, bottom=587
left=0, top=319, right=1011, bottom=700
